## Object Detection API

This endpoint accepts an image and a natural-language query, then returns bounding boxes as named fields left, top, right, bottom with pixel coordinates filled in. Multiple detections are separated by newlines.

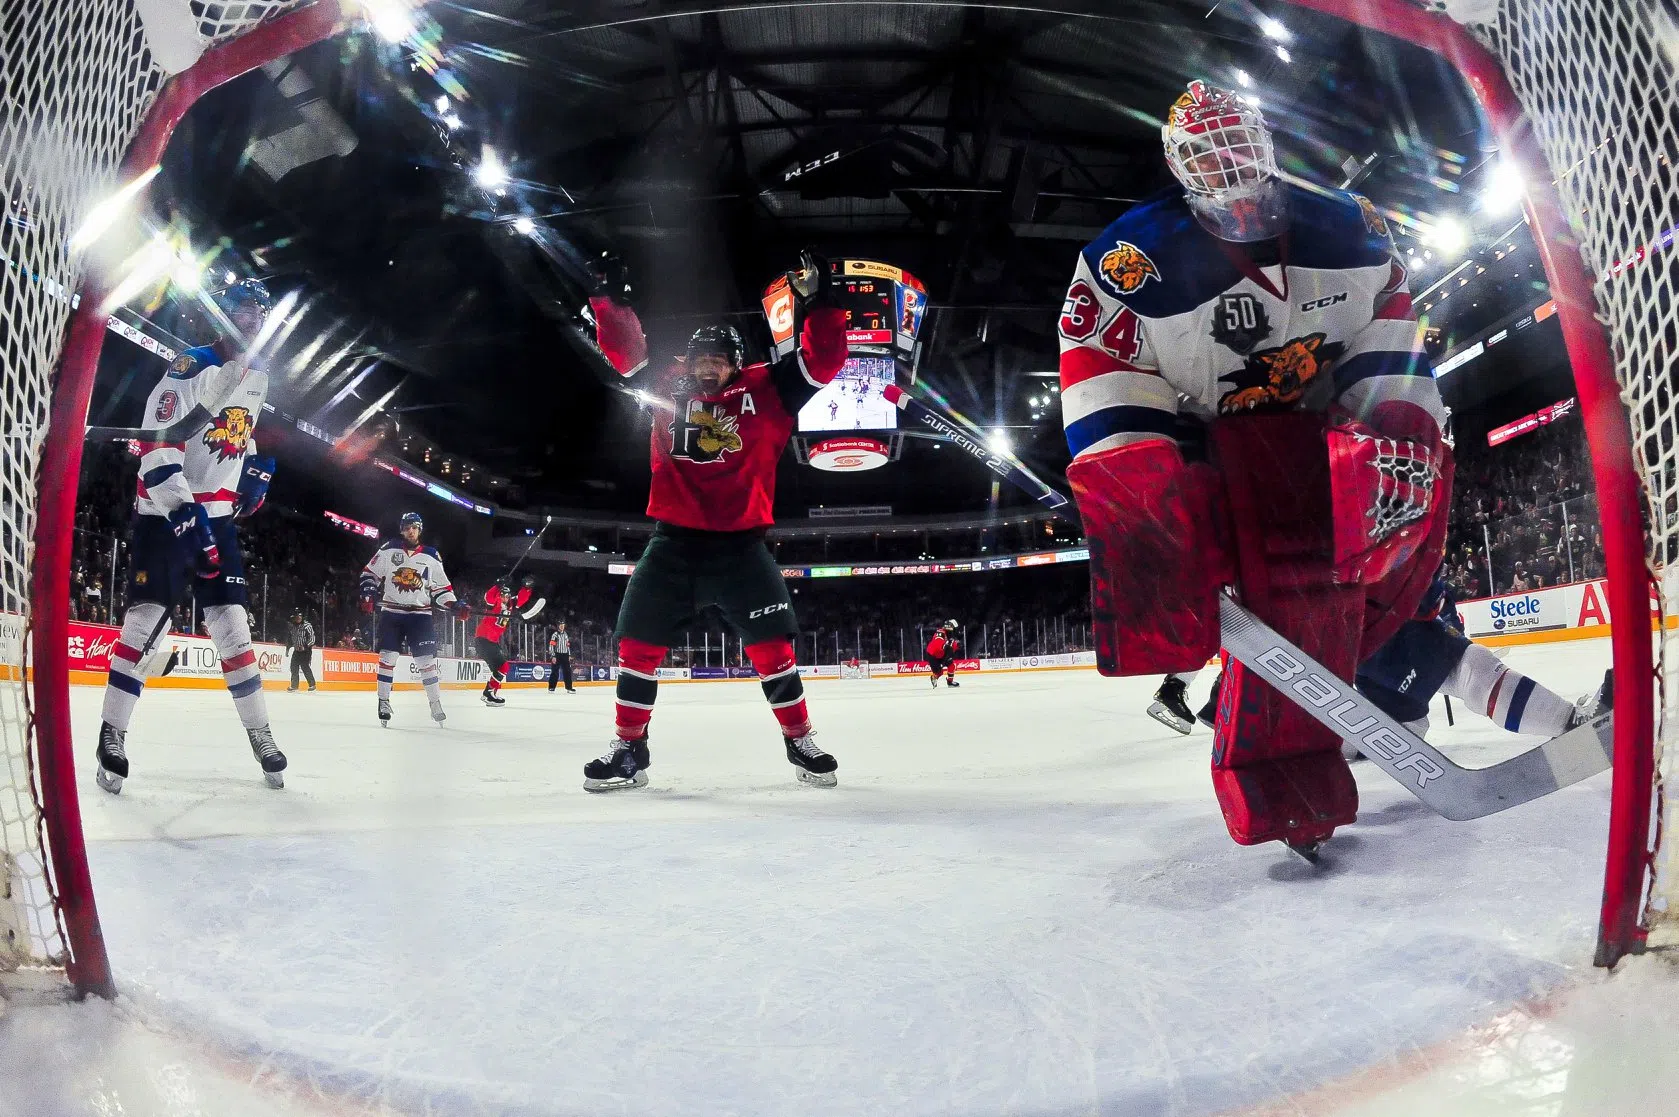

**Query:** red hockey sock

left=615, top=637, right=666, bottom=740
left=746, top=637, right=810, bottom=737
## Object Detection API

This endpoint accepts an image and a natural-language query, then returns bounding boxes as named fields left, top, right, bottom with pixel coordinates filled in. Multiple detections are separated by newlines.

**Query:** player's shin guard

left=377, top=650, right=397, bottom=701
left=100, top=602, right=167, bottom=731
left=746, top=638, right=810, bottom=738
left=614, top=638, right=665, bottom=740
left=1445, top=643, right=1578, bottom=736
left=414, top=654, right=442, bottom=705
left=204, top=604, right=269, bottom=729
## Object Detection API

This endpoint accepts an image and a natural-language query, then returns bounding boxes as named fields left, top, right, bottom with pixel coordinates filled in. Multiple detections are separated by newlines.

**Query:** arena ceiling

left=147, top=0, right=1501, bottom=518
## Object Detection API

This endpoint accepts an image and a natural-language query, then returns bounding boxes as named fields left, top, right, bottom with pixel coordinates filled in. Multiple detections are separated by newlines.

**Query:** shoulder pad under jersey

left=167, top=346, right=219, bottom=380
left=1282, top=182, right=1395, bottom=272
left=1078, top=188, right=1238, bottom=319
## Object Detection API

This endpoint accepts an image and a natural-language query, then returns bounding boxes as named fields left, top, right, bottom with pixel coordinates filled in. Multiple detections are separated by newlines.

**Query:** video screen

left=797, top=355, right=898, bottom=432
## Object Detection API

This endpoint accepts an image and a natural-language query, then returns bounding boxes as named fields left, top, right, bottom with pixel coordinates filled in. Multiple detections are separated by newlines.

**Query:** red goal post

left=1275, top=0, right=1673, bottom=967
left=2, top=0, right=375, bottom=999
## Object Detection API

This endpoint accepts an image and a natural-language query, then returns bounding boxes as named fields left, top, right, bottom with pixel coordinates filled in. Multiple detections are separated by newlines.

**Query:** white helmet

left=1162, top=80, right=1285, bottom=243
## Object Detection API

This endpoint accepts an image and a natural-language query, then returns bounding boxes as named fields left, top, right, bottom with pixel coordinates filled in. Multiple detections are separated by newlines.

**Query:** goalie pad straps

left=1209, top=414, right=1361, bottom=848
left=1328, top=419, right=1446, bottom=586
left=1067, top=440, right=1229, bottom=676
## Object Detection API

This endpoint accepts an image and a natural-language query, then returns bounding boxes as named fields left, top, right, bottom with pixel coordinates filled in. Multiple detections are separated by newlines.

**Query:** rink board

left=4, top=580, right=1671, bottom=692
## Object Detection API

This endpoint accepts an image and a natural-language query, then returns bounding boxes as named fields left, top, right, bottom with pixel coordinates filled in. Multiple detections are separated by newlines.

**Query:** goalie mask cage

left=0, top=0, right=357, bottom=998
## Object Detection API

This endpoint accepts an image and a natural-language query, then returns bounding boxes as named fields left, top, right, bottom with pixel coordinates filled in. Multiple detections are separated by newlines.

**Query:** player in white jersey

left=1059, top=81, right=1452, bottom=859
left=359, top=511, right=469, bottom=726
left=95, top=280, right=287, bottom=793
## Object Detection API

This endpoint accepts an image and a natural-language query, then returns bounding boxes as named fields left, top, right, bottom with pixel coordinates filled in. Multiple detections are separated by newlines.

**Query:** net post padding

left=1276, top=0, right=1656, bottom=967
left=27, top=0, right=353, bottom=999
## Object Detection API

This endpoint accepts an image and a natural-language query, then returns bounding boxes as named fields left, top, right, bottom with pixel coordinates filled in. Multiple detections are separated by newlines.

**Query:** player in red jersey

left=475, top=576, right=534, bottom=706
left=583, top=251, right=849, bottom=791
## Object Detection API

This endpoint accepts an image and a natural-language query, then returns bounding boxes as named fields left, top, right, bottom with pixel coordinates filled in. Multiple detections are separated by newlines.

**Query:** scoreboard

left=761, top=258, right=928, bottom=470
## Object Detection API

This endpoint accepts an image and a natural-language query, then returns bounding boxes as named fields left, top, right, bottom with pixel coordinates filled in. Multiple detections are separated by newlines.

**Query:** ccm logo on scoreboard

left=808, top=437, right=890, bottom=472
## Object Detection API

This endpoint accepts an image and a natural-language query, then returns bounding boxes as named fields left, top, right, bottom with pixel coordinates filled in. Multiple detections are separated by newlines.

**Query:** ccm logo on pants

left=749, top=602, right=790, bottom=619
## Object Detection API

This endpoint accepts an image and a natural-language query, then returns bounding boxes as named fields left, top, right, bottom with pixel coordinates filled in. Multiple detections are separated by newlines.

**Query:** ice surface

left=6, top=639, right=1678, bottom=1116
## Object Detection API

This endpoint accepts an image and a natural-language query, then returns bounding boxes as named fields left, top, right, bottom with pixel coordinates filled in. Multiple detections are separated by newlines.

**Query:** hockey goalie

left=1059, top=81, right=1452, bottom=857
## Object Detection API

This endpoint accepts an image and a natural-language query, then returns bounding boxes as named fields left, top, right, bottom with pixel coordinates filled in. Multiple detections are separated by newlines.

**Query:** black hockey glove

left=788, top=249, right=835, bottom=308
left=589, top=251, right=633, bottom=306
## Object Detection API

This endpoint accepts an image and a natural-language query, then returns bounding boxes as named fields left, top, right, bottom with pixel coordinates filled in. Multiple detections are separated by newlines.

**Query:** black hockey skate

left=1148, top=676, right=1195, bottom=735
left=378, top=697, right=392, bottom=727
left=481, top=686, right=505, bottom=707
left=95, top=722, right=128, bottom=795
left=247, top=726, right=286, bottom=789
left=945, top=677, right=960, bottom=688
left=584, top=736, right=651, bottom=792
left=1195, top=671, right=1223, bottom=729
left=1567, top=669, right=1614, bottom=731
left=785, top=733, right=838, bottom=788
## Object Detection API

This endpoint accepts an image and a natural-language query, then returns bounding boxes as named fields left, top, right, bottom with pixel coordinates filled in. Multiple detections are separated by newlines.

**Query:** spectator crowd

left=64, top=411, right=1612, bottom=666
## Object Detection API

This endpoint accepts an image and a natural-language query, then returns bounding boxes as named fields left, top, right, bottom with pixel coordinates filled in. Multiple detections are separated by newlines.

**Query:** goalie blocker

left=1074, top=411, right=1450, bottom=850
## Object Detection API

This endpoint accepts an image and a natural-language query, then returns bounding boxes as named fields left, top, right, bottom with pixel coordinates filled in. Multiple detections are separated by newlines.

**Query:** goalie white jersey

left=134, top=345, right=269, bottom=519
left=1058, top=183, right=1447, bottom=463
left=359, top=541, right=458, bottom=615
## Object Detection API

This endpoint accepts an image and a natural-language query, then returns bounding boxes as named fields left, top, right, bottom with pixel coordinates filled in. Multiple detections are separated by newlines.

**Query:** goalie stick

left=1217, top=595, right=1612, bottom=821
left=898, top=385, right=1615, bottom=821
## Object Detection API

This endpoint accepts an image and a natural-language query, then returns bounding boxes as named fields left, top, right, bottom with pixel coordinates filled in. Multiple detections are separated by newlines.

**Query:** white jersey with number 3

left=134, top=344, right=269, bottom=519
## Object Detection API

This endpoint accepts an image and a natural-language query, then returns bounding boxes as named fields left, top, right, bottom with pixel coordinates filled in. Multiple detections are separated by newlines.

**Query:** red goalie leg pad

left=614, top=637, right=667, bottom=741
left=1208, top=414, right=1363, bottom=847
left=1068, top=440, right=1231, bottom=676
left=746, top=638, right=811, bottom=737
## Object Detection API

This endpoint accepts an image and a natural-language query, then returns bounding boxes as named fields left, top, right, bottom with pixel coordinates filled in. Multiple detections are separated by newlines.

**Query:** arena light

left=1275, top=45, right=1292, bottom=63
left=988, top=430, right=1012, bottom=457
left=1481, top=160, right=1525, bottom=217
left=69, top=165, right=160, bottom=251
left=222, top=269, right=237, bottom=284
left=359, top=0, right=416, bottom=43
left=443, top=113, right=463, bottom=131
left=1234, top=69, right=1253, bottom=88
left=434, top=95, right=450, bottom=113
left=1258, top=15, right=1290, bottom=41
left=1426, top=216, right=1469, bottom=259
left=99, top=232, right=174, bottom=313
left=512, top=215, right=536, bottom=235
left=473, top=146, right=508, bottom=189
left=171, top=257, right=202, bottom=292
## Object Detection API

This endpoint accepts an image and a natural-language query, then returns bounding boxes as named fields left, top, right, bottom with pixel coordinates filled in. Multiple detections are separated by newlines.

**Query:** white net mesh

left=1439, top=0, right=1679, bottom=941
left=0, top=0, right=312, bottom=976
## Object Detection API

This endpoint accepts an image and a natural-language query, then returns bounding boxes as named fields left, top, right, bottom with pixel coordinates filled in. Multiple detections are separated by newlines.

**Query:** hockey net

left=0, top=0, right=343, bottom=995
left=1278, top=0, right=1678, bottom=966
left=838, top=660, right=872, bottom=680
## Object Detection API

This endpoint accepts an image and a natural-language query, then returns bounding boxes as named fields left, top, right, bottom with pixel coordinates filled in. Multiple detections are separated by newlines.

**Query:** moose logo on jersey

left=203, top=406, right=254, bottom=462
left=390, top=565, right=424, bottom=592
left=1096, top=242, right=1160, bottom=296
left=1217, top=333, right=1344, bottom=413
left=669, top=401, right=743, bottom=464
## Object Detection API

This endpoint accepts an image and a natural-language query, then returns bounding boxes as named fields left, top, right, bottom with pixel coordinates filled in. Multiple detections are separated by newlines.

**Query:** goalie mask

left=1162, top=80, right=1286, bottom=243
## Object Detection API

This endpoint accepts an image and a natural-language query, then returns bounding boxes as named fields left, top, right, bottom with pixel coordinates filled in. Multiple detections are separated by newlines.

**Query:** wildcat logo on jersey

left=390, top=566, right=424, bottom=592
left=1217, top=333, right=1344, bottom=413
left=202, top=406, right=254, bottom=462
left=670, top=402, right=743, bottom=464
left=1354, top=194, right=1389, bottom=237
left=1096, top=242, right=1159, bottom=296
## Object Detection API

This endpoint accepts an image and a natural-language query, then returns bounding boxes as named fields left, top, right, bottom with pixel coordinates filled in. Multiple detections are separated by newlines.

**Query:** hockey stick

left=86, top=403, right=216, bottom=443
left=503, top=514, right=554, bottom=582
left=1445, top=694, right=1456, bottom=726
left=1218, top=594, right=1612, bottom=821
left=882, top=384, right=1070, bottom=511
